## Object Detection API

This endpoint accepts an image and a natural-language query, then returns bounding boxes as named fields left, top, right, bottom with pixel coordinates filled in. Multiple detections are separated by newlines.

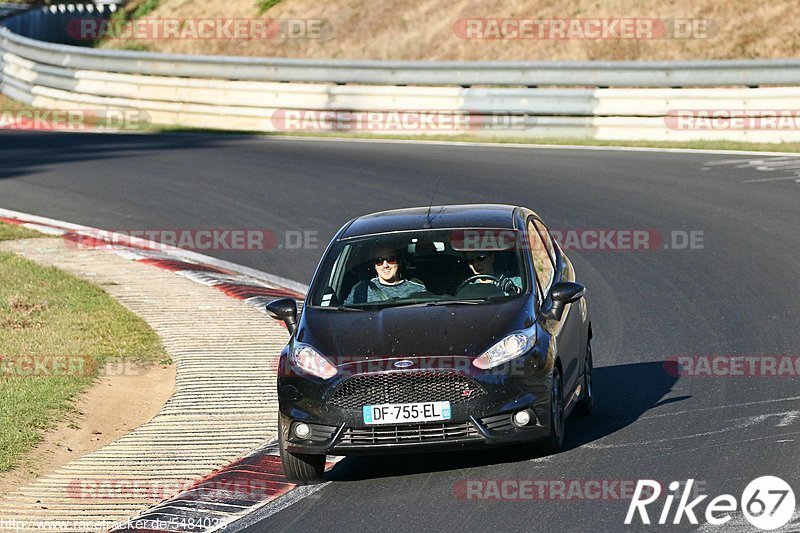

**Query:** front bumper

left=278, top=353, right=553, bottom=455
left=280, top=412, right=550, bottom=455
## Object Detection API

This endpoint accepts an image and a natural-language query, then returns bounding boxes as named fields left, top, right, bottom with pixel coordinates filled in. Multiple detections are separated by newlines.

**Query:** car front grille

left=328, top=370, right=486, bottom=409
left=338, top=422, right=482, bottom=446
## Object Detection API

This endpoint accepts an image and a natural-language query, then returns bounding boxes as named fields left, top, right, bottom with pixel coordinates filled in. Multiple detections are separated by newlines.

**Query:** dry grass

left=0, top=93, right=30, bottom=113
left=98, top=0, right=800, bottom=60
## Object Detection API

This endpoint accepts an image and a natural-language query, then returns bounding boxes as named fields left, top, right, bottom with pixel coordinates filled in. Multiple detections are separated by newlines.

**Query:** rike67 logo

left=625, top=477, right=796, bottom=530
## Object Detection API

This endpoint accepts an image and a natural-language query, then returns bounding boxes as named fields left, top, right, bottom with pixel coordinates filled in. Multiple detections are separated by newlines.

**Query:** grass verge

left=0, top=222, right=169, bottom=472
left=151, top=126, right=800, bottom=153
left=0, top=222, right=42, bottom=242
left=0, top=93, right=30, bottom=114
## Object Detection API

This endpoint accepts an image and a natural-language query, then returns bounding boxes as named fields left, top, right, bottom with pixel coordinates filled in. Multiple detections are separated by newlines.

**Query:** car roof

left=340, top=204, right=521, bottom=239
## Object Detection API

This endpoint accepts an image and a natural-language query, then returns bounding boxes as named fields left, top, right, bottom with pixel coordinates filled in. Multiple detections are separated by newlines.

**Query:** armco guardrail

left=2, top=4, right=800, bottom=142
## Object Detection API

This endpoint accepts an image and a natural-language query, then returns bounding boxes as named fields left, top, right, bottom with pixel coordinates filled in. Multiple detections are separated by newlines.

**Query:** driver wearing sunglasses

left=344, top=246, right=427, bottom=304
left=464, top=251, right=523, bottom=295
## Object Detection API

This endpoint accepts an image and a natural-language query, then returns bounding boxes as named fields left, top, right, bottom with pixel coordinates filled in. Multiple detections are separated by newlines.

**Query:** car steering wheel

left=456, top=274, right=500, bottom=294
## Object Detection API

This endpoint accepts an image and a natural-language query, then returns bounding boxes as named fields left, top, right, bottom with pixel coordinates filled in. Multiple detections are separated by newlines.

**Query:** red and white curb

left=0, top=208, right=307, bottom=312
left=0, top=208, right=339, bottom=532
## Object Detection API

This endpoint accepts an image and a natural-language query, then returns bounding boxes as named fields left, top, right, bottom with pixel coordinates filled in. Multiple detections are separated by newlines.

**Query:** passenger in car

left=344, top=246, right=427, bottom=304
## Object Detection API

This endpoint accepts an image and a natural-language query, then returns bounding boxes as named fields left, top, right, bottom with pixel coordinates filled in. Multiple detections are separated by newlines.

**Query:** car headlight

left=472, top=326, right=537, bottom=369
left=291, top=343, right=337, bottom=379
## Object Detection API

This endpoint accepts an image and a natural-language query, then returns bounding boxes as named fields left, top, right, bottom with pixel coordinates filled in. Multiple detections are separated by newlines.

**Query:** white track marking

left=702, top=156, right=800, bottom=184
left=640, top=396, right=800, bottom=420
left=583, top=411, right=800, bottom=450
left=742, top=176, right=800, bottom=183
left=703, top=157, right=799, bottom=166
left=695, top=509, right=800, bottom=532
left=778, top=412, right=800, bottom=427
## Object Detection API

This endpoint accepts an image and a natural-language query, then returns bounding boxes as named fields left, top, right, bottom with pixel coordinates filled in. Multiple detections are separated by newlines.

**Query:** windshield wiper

left=336, top=298, right=441, bottom=310
left=422, top=299, right=488, bottom=306
left=333, top=305, right=366, bottom=311
left=333, top=295, right=509, bottom=311
left=370, top=298, right=491, bottom=309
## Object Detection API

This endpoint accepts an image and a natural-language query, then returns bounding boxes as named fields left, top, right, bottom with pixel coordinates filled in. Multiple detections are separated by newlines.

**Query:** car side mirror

left=266, top=298, right=298, bottom=335
left=542, top=282, right=585, bottom=321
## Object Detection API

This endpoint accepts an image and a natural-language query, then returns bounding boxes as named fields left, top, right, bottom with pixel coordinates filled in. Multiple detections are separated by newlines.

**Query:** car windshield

left=308, top=228, right=530, bottom=309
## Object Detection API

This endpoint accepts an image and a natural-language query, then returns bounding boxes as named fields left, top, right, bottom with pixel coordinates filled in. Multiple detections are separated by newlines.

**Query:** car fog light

left=513, top=410, right=531, bottom=427
left=294, top=422, right=311, bottom=439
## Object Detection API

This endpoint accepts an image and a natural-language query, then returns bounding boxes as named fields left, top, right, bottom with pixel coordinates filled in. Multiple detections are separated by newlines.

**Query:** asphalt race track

left=2, top=132, right=799, bottom=532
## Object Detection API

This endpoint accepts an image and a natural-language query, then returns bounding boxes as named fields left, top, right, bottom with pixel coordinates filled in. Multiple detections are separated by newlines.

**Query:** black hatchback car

left=267, top=205, right=594, bottom=483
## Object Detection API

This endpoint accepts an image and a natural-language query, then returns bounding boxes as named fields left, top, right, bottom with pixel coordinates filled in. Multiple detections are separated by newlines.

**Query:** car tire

left=574, top=338, right=595, bottom=417
left=278, top=419, right=325, bottom=485
left=539, top=365, right=565, bottom=455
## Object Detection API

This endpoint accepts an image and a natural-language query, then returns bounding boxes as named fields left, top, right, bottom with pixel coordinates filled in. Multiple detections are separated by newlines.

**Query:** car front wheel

left=539, top=366, right=565, bottom=454
left=278, top=418, right=325, bottom=484
left=574, top=337, right=595, bottom=416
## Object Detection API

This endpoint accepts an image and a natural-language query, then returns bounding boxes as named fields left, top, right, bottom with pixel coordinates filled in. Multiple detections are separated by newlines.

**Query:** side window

left=532, top=219, right=557, bottom=267
left=527, top=220, right=555, bottom=296
left=330, top=244, right=351, bottom=292
left=314, top=244, right=349, bottom=306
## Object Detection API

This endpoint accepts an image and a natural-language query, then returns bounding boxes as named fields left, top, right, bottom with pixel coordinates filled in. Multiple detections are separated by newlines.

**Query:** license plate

left=363, top=401, right=452, bottom=425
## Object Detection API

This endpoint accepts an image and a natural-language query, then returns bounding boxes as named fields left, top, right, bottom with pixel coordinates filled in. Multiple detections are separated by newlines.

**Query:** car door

left=527, top=217, right=582, bottom=397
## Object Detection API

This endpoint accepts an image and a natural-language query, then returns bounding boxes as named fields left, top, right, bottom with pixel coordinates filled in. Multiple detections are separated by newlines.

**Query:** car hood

left=297, top=297, right=532, bottom=360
